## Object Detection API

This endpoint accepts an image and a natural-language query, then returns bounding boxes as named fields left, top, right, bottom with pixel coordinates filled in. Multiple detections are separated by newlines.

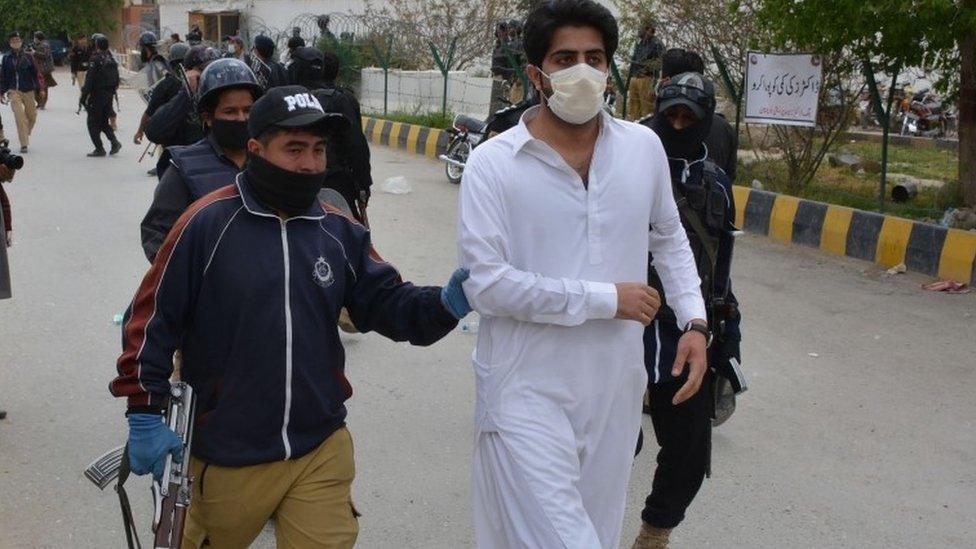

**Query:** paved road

left=1, top=73, right=974, bottom=548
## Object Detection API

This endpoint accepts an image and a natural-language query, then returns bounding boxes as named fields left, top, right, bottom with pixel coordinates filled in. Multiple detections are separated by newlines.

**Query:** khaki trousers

left=183, top=427, right=359, bottom=549
left=76, top=70, right=87, bottom=89
left=628, top=76, right=656, bottom=121
left=8, top=91, right=37, bottom=148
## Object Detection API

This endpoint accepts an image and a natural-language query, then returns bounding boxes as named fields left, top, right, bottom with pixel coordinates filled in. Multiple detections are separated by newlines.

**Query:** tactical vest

left=168, top=139, right=241, bottom=201
left=649, top=158, right=732, bottom=323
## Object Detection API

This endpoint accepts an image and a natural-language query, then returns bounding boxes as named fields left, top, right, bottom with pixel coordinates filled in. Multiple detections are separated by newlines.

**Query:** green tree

left=754, top=0, right=976, bottom=208
left=0, top=0, right=123, bottom=38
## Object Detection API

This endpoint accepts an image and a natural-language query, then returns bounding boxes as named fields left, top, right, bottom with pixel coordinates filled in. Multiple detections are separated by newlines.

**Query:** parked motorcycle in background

left=900, top=89, right=948, bottom=138
left=440, top=94, right=538, bottom=184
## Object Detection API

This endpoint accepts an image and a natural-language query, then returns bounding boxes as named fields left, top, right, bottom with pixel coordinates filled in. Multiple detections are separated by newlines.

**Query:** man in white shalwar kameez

left=457, top=2, right=710, bottom=548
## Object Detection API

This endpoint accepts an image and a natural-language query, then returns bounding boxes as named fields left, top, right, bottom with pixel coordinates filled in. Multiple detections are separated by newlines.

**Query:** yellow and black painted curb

left=733, top=187, right=976, bottom=285
left=362, top=116, right=976, bottom=285
left=362, top=117, right=451, bottom=160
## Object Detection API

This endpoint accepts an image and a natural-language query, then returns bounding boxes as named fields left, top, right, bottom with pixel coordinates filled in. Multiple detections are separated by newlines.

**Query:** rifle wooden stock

left=153, top=481, right=186, bottom=548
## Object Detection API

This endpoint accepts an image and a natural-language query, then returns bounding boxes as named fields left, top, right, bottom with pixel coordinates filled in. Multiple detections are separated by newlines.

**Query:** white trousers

left=472, top=392, right=642, bottom=549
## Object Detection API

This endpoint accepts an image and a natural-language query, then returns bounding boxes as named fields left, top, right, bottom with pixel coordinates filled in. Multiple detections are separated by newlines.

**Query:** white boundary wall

left=158, top=0, right=368, bottom=38
left=360, top=68, right=493, bottom=119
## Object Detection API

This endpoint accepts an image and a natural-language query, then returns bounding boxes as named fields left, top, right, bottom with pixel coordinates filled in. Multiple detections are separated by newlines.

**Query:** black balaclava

left=210, top=119, right=250, bottom=151
left=244, top=153, right=326, bottom=216
left=650, top=106, right=712, bottom=162
left=650, top=75, right=716, bottom=162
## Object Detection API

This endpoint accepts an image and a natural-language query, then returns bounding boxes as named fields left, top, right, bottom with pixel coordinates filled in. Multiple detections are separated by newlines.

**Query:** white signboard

left=744, top=51, right=823, bottom=127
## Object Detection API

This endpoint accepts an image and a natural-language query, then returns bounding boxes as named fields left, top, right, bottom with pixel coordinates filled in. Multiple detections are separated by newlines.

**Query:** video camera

left=0, top=140, right=24, bottom=171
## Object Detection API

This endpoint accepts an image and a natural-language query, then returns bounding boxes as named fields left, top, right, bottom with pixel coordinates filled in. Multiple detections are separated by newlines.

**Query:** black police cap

left=248, top=86, right=349, bottom=139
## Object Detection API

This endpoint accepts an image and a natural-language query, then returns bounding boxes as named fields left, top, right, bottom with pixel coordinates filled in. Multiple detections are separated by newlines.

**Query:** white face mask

left=228, top=44, right=237, bottom=54
left=538, top=63, right=608, bottom=125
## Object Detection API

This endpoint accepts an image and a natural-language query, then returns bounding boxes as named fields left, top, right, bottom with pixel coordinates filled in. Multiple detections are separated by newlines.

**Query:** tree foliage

left=755, top=0, right=976, bottom=207
left=362, top=0, right=520, bottom=71
left=753, top=0, right=971, bottom=96
left=0, top=0, right=123, bottom=38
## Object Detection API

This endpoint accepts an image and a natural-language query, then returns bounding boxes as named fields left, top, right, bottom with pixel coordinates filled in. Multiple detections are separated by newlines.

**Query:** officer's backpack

left=99, top=54, right=120, bottom=90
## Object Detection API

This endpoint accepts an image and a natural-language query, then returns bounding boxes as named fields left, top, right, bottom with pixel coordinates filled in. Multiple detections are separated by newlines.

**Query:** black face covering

left=244, top=153, right=325, bottom=217
left=650, top=108, right=712, bottom=162
left=140, top=48, right=150, bottom=63
left=211, top=119, right=250, bottom=151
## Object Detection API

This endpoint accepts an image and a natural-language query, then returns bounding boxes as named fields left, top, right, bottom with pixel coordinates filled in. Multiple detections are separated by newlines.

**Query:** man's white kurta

left=458, top=107, right=706, bottom=549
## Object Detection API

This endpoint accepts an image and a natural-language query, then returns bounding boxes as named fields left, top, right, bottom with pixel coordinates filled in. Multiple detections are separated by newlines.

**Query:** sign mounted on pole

left=744, top=51, right=823, bottom=127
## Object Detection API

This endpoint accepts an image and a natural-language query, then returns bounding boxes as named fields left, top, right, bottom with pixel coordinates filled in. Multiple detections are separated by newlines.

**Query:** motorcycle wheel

left=445, top=138, right=472, bottom=185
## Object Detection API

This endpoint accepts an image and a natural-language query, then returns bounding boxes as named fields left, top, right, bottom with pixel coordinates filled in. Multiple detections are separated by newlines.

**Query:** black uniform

left=80, top=50, right=120, bottom=152
left=69, top=44, right=91, bottom=75
left=245, top=53, right=288, bottom=90
left=308, top=82, right=372, bottom=221
left=144, top=88, right=205, bottom=177
left=707, top=114, right=738, bottom=184
left=145, top=74, right=181, bottom=117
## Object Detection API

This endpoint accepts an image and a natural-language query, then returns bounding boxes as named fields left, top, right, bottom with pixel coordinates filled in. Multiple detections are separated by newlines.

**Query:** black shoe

left=87, top=149, right=106, bottom=157
left=19, top=146, right=27, bottom=154
left=110, top=141, right=122, bottom=155
left=0, top=409, right=7, bottom=420
left=147, top=167, right=158, bottom=177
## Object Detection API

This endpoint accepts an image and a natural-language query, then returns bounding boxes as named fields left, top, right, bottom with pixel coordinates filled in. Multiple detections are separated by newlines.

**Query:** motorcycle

left=441, top=113, right=488, bottom=185
left=440, top=95, right=538, bottom=184
left=900, top=90, right=947, bottom=138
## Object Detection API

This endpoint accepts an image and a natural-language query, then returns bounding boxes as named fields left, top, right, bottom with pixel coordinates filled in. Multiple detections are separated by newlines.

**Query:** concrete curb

left=362, top=117, right=451, bottom=160
left=362, top=116, right=976, bottom=285
left=734, top=187, right=976, bottom=284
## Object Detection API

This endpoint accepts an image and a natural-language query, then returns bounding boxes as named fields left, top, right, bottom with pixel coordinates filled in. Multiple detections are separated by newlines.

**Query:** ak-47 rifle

left=83, top=382, right=197, bottom=549
left=152, top=382, right=196, bottom=548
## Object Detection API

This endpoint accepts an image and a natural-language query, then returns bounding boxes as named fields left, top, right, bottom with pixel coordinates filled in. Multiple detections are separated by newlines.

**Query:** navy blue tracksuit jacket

left=111, top=177, right=457, bottom=466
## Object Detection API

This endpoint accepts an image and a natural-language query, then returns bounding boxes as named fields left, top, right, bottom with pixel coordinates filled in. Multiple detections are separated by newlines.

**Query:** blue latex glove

left=441, top=268, right=472, bottom=319
left=127, top=413, right=183, bottom=482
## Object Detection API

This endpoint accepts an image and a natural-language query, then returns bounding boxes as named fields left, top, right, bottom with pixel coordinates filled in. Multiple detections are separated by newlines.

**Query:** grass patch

left=365, top=110, right=456, bottom=130
left=739, top=158, right=962, bottom=222
left=835, top=140, right=958, bottom=183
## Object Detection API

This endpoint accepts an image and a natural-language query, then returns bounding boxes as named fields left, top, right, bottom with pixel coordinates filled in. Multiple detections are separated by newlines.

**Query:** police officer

left=134, top=42, right=189, bottom=159
left=140, top=59, right=263, bottom=262
left=112, top=86, right=471, bottom=549
left=144, top=45, right=222, bottom=177
left=288, top=47, right=372, bottom=223
left=628, top=19, right=665, bottom=120
left=245, top=35, right=288, bottom=90
left=69, top=34, right=91, bottom=90
left=653, top=48, right=739, bottom=185
left=632, top=72, right=744, bottom=549
left=139, top=31, right=169, bottom=88
left=80, top=34, right=121, bottom=157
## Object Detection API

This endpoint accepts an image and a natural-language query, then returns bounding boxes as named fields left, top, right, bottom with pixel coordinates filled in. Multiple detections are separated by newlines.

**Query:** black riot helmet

left=183, top=45, right=221, bottom=71
left=169, top=42, right=190, bottom=65
left=139, top=31, right=158, bottom=48
left=91, top=33, right=109, bottom=51
left=196, top=58, right=263, bottom=114
left=287, top=46, right=325, bottom=87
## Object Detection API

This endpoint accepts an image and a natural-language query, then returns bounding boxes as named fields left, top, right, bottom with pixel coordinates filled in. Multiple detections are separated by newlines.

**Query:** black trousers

left=86, top=93, right=117, bottom=151
left=640, top=371, right=713, bottom=529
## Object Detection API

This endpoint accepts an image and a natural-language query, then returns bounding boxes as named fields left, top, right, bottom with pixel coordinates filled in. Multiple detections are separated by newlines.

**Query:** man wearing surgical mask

left=140, top=58, right=262, bottom=262
left=457, top=1, right=708, bottom=547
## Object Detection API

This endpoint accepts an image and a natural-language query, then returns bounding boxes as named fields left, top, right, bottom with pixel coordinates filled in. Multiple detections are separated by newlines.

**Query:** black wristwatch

left=683, top=320, right=712, bottom=348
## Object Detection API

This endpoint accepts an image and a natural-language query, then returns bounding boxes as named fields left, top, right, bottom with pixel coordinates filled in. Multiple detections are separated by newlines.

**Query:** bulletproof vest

left=648, top=159, right=731, bottom=321
left=169, top=139, right=241, bottom=200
